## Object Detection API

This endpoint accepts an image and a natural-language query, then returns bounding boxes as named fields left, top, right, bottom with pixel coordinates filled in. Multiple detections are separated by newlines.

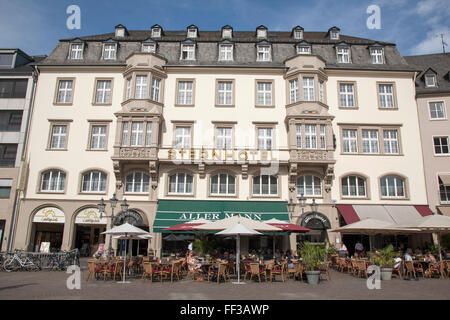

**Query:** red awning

left=267, top=223, right=311, bottom=233
left=414, top=205, right=434, bottom=217
left=337, top=204, right=360, bottom=224
left=163, top=222, right=205, bottom=231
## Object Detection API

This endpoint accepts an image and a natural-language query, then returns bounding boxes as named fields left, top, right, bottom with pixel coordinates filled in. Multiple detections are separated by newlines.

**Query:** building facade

left=13, top=25, right=431, bottom=256
left=0, top=49, right=43, bottom=251
left=405, top=53, right=450, bottom=218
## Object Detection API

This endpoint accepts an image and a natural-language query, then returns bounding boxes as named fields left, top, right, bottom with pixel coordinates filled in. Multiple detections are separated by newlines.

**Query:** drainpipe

left=7, top=66, right=38, bottom=251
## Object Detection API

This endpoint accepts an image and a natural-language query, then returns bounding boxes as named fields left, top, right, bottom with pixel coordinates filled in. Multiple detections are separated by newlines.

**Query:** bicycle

left=3, top=251, right=40, bottom=272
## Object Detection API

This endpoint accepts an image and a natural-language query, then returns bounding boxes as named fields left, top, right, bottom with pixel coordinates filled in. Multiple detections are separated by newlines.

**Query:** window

left=342, top=176, right=366, bottom=197
left=256, top=82, right=272, bottom=106
left=151, top=77, right=161, bottom=102
left=219, top=44, right=233, bottom=61
left=297, top=175, right=321, bottom=196
left=257, top=46, right=271, bottom=61
left=0, top=144, right=17, bottom=167
left=370, top=48, right=383, bottom=64
left=152, top=28, right=161, bottom=38
left=257, top=29, right=267, bottom=39
left=294, top=30, right=303, bottom=40
left=339, top=83, right=355, bottom=107
left=142, top=43, right=156, bottom=53
left=380, top=176, right=405, bottom=198
left=362, top=129, right=379, bottom=154
left=134, top=76, right=147, bottom=99
left=383, top=130, right=399, bottom=154
left=303, top=77, right=315, bottom=101
left=440, top=178, right=450, bottom=202
left=429, top=102, right=446, bottom=119
left=253, top=175, right=277, bottom=196
left=217, top=81, right=233, bottom=105
left=342, top=129, right=358, bottom=153
left=81, top=171, right=107, bottom=193
left=330, top=31, right=339, bottom=40
left=0, top=179, right=12, bottom=198
left=168, top=173, right=193, bottom=194
left=336, top=47, right=350, bottom=63
left=180, top=44, right=195, bottom=60
left=125, top=78, right=132, bottom=100
left=304, top=125, right=317, bottom=149
left=187, top=28, right=197, bottom=38
left=174, top=126, right=191, bottom=149
left=296, top=124, right=302, bottom=148
left=70, top=43, right=83, bottom=59
left=296, top=46, right=311, bottom=54
left=0, top=54, right=14, bottom=68
left=103, top=43, right=116, bottom=60
left=319, top=125, right=326, bottom=149
left=125, top=172, right=149, bottom=193
left=55, top=80, right=73, bottom=104
left=130, top=122, right=144, bottom=146
left=222, top=28, right=232, bottom=39
left=215, top=127, right=232, bottom=149
left=50, top=125, right=67, bottom=149
left=378, top=84, right=395, bottom=108
left=257, top=128, right=273, bottom=150
left=177, top=81, right=193, bottom=105
left=0, top=79, right=28, bottom=98
left=94, top=80, right=112, bottom=104
left=289, top=79, right=299, bottom=103
left=211, top=174, right=235, bottom=195
left=40, top=170, right=66, bottom=192
left=145, top=122, right=152, bottom=147
left=318, top=81, right=324, bottom=103
left=425, top=75, right=436, bottom=87
left=121, top=122, right=129, bottom=146
left=0, top=111, right=22, bottom=131
left=90, top=125, right=107, bottom=150
left=434, top=137, right=449, bottom=155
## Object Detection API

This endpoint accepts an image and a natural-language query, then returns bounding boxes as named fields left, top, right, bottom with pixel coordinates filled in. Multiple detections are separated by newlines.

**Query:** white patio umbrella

left=194, top=215, right=282, bottom=232
left=102, top=223, right=149, bottom=283
left=402, top=214, right=450, bottom=261
left=216, top=223, right=262, bottom=285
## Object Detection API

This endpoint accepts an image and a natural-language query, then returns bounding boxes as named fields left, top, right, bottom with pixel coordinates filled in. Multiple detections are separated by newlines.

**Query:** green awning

left=153, top=200, right=289, bottom=233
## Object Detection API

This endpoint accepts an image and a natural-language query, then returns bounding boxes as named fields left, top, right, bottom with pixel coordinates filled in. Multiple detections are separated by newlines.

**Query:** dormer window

left=0, top=53, right=14, bottom=68
left=114, top=24, right=128, bottom=38
left=222, top=27, right=232, bottom=39
left=219, top=44, right=233, bottom=61
left=70, top=43, right=84, bottom=59
left=292, top=27, right=304, bottom=40
left=297, top=46, right=311, bottom=54
left=336, top=46, right=351, bottom=63
left=256, top=26, right=267, bottom=39
left=152, top=27, right=161, bottom=38
left=330, top=30, right=339, bottom=40
left=180, top=44, right=195, bottom=60
left=142, top=43, right=156, bottom=53
left=103, top=43, right=117, bottom=60
left=425, top=74, right=436, bottom=87
left=257, top=45, right=271, bottom=61
left=370, top=47, right=384, bottom=64
left=187, top=28, right=197, bottom=38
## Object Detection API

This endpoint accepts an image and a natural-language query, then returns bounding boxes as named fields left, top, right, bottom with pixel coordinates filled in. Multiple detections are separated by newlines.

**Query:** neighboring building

left=13, top=25, right=431, bottom=257
left=0, top=49, right=44, bottom=251
left=404, top=53, right=450, bottom=218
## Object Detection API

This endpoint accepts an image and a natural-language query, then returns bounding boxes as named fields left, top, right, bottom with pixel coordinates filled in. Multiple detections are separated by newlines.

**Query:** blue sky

left=0, top=0, right=449, bottom=56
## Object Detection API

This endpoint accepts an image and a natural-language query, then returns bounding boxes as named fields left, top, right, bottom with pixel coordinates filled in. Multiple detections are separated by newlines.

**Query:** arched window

left=40, top=170, right=66, bottom=192
left=210, top=174, right=235, bottom=195
left=168, top=173, right=193, bottom=194
left=341, top=175, right=366, bottom=197
left=81, top=170, right=107, bottom=193
left=297, top=175, right=322, bottom=196
left=380, top=175, right=405, bottom=198
left=125, top=172, right=149, bottom=193
left=253, top=175, right=277, bottom=195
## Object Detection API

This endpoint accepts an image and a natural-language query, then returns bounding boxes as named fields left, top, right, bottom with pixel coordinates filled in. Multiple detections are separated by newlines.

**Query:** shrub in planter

left=372, top=245, right=396, bottom=281
left=299, top=241, right=327, bottom=285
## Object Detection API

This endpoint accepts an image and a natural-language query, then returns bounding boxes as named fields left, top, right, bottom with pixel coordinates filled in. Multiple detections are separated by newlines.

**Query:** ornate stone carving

left=324, top=164, right=334, bottom=193
left=297, top=150, right=329, bottom=161
left=241, top=164, right=248, bottom=179
left=149, top=160, right=158, bottom=189
left=119, top=147, right=152, bottom=159
left=198, top=163, right=206, bottom=179
left=113, top=161, right=122, bottom=189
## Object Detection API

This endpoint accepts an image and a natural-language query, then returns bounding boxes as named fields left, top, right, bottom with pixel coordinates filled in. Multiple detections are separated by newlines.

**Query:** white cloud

left=410, top=26, right=450, bottom=54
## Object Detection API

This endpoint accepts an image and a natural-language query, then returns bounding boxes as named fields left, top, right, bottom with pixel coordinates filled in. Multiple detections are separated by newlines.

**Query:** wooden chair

left=413, top=261, right=425, bottom=278
left=102, top=260, right=123, bottom=281
left=247, top=263, right=266, bottom=283
left=392, top=260, right=403, bottom=279
left=443, top=260, right=450, bottom=278
left=217, top=263, right=229, bottom=284
left=86, top=259, right=101, bottom=281
left=287, top=261, right=298, bottom=280
left=142, top=262, right=158, bottom=282
left=319, top=261, right=331, bottom=281
left=187, top=263, right=203, bottom=281
left=404, top=260, right=422, bottom=279
left=426, top=262, right=442, bottom=279
left=355, top=260, right=368, bottom=278
left=269, top=262, right=287, bottom=282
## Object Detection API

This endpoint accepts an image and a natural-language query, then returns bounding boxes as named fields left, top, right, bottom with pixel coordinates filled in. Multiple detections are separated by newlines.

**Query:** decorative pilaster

left=113, top=161, right=122, bottom=189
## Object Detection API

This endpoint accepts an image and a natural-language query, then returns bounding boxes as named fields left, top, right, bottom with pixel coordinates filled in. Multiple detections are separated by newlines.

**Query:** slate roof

left=38, top=28, right=414, bottom=71
left=0, top=50, right=46, bottom=75
left=404, top=53, right=450, bottom=95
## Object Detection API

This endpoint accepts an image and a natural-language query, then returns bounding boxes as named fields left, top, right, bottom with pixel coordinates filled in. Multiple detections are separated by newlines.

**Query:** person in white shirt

left=404, top=248, right=413, bottom=261
left=355, top=241, right=364, bottom=255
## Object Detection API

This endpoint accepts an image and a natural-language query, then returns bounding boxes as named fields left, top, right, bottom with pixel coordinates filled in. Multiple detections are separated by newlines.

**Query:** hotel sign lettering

left=33, top=207, right=65, bottom=224
left=165, top=148, right=278, bottom=163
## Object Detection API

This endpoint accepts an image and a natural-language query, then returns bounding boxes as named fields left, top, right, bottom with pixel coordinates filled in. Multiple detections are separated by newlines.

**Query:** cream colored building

left=12, top=24, right=433, bottom=257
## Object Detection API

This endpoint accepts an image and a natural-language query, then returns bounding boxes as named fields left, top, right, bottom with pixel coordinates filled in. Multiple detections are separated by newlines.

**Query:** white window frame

left=180, top=44, right=195, bottom=60
left=257, top=46, right=271, bottom=62
left=330, top=30, right=339, bottom=40
left=429, top=101, right=446, bottom=120
left=130, top=121, right=144, bottom=147
left=177, top=81, right=193, bottom=105
left=257, top=127, right=273, bottom=150
left=121, top=122, right=129, bottom=147
left=319, top=125, right=326, bottom=150
left=296, top=124, right=302, bottom=148
left=210, top=174, right=236, bottom=195
left=339, top=83, right=355, bottom=107
left=319, top=81, right=325, bottom=103
left=303, top=77, right=315, bottom=101
left=56, top=80, right=73, bottom=104
left=70, top=43, right=83, bottom=59
left=362, top=129, right=379, bottom=154
left=125, top=172, right=150, bottom=194
left=383, top=130, right=399, bottom=154
left=222, top=29, right=232, bottom=39
left=50, top=125, right=67, bottom=149
left=151, top=77, right=161, bottom=102
left=425, top=74, right=436, bottom=87
left=174, top=126, right=191, bottom=149
left=95, top=80, right=112, bottom=104
left=145, top=122, right=152, bottom=147
left=125, top=78, right=132, bottom=100
left=336, top=47, right=350, bottom=63
left=217, top=81, right=233, bottom=105
left=342, top=129, right=358, bottom=153
left=151, top=28, right=161, bottom=38
left=81, top=171, right=107, bottom=193
left=103, top=43, right=117, bottom=60
left=380, top=176, right=405, bottom=198
left=142, top=43, right=156, bottom=53
left=219, top=44, right=233, bottom=61
left=168, top=173, right=194, bottom=194
left=304, top=124, right=317, bottom=149
left=370, top=48, right=384, bottom=64
left=40, top=170, right=66, bottom=192
left=296, top=46, right=311, bottom=55
left=294, top=29, right=303, bottom=40
left=256, top=82, right=272, bottom=106
left=253, top=175, right=278, bottom=196
left=215, top=127, right=233, bottom=149
left=342, top=176, right=366, bottom=198
left=433, top=136, right=450, bottom=155
left=297, top=175, right=322, bottom=197
left=90, top=125, right=107, bottom=150
left=134, top=75, right=148, bottom=99
left=289, top=79, right=299, bottom=103
left=379, top=84, right=395, bottom=108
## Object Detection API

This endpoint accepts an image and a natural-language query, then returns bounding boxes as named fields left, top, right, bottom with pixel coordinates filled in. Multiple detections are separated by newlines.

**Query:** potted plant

left=372, top=245, right=396, bottom=280
left=299, top=241, right=327, bottom=285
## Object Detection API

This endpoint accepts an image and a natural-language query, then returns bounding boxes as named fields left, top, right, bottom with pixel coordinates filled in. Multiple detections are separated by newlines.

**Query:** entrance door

left=0, top=220, right=5, bottom=250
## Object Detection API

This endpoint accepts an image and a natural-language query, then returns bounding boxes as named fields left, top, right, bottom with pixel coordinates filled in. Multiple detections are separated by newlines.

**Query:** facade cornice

left=324, top=68, right=417, bottom=77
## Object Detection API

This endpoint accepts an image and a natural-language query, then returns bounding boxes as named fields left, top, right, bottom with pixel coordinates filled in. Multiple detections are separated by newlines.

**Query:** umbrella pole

left=273, top=235, right=275, bottom=259
left=122, top=237, right=127, bottom=283
left=369, top=235, right=373, bottom=252
left=438, top=232, right=442, bottom=262
left=233, top=234, right=245, bottom=285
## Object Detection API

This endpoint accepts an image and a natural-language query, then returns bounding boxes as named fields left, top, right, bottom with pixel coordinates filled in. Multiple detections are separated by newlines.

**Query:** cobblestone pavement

left=0, top=260, right=449, bottom=300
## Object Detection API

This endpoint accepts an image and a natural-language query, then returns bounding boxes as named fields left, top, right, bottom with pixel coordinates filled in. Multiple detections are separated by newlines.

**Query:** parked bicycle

left=3, top=251, right=40, bottom=272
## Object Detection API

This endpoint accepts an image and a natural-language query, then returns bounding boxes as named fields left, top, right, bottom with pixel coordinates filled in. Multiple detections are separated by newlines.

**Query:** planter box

left=305, top=270, right=321, bottom=285
left=380, top=267, right=393, bottom=281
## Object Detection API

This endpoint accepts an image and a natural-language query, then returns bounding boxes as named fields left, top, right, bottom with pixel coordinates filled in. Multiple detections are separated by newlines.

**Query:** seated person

left=394, top=255, right=402, bottom=269
left=425, top=251, right=436, bottom=263
left=286, top=251, right=294, bottom=269
left=187, top=251, right=202, bottom=271
left=403, top=248, right=413, bottom=261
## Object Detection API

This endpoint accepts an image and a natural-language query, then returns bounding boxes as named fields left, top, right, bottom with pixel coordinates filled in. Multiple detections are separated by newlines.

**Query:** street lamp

left=97, top=193, right=126, bottom=256
left=289, top=193, right=317, bottom=220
